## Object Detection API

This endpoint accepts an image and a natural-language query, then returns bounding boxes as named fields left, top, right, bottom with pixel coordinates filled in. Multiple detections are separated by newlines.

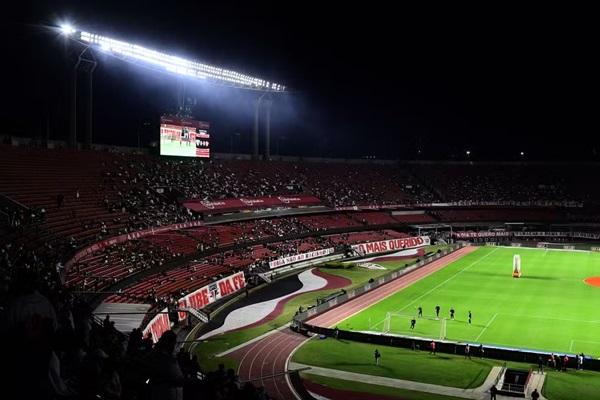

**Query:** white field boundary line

left=311, top=248, right=474, bottom=329
left=474, top=313, right=498, bottom=342
left=306, top=251, right=458, bottom=329
left=394, top=248, right=499, bottom=315
left=439, top=318, right=447, bottom=340
left=368, top=249, right=476, bottom=332
left=365, top=248, right=499, bottom=330
left=569, top=339, right=574, bottom=352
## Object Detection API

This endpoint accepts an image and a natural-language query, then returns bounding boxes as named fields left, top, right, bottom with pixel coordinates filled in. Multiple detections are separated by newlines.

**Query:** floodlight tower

left=62, top=24, right=97, bottom=149
left=59, top=25, right=286, bottom=153
left=253, top=92, right=273, bottom=160
left=264, top=95, right=273, bottom=160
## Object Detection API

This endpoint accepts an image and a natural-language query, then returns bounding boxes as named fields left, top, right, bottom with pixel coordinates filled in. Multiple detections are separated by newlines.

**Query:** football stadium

left=1, top=4, right=598, bottom=400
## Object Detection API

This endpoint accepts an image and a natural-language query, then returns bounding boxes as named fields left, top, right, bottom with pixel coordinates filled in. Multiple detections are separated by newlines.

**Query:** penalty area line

left=569, top=339, right=600, bottom=353
left=474, top=313, right=498, bottom=342
left=396, top=247, right=499, bottom=315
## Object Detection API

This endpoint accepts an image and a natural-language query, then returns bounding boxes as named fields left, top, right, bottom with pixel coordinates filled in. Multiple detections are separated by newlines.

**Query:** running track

left=229, top=268, right=350, bottom=400
left=229, top=247, right=476, bottom=399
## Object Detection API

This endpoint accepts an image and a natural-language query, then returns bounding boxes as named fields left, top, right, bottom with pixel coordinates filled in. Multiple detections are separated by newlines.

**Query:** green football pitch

left=340, top=246, right=600, bottom=356
left=160, top=139, right=197, bottom=157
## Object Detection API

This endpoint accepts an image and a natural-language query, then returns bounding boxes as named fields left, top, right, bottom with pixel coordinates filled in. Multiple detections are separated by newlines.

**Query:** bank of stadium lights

left=466, top=150, right=471, bottom=156
left=60, top=24, right=76, bottom=36
left=64, top=26, right=285, bottom=92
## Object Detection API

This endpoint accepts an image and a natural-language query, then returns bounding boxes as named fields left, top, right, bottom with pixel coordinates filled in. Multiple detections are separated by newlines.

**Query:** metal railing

left=502, top=383, right=525, bottom=393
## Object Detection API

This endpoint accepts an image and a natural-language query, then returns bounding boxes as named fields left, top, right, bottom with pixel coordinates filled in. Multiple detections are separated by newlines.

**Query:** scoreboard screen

left=160, top=115, right=210, bottom=158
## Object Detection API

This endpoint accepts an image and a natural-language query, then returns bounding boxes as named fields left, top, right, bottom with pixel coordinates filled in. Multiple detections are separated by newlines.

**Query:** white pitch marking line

left=571, top=339, right=600, bottom=345
left=396, top=247, right=499, bottom=314
left=569, top=339, right=574, bottom=352
left=368, top=249, right=476, bottom=329
left=439, top=318, right=447, bottom=340
left=475, top=313, right=498, bottom=342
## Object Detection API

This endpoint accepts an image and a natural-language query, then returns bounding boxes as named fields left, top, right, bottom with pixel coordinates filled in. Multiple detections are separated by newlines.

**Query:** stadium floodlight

left=66, top=27, right=285, bottom=92
left=466, top=150, right=471, bottom=156
left=60, top=24, right=76, bottom=36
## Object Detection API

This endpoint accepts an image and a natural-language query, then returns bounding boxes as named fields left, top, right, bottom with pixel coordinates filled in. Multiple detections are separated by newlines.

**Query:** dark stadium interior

left=1, top=3, right=598, bottom=400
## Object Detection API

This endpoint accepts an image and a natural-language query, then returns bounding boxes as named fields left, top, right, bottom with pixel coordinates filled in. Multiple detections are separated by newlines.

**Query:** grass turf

left=301, top=373, right=465, bottom=400
left=341, top=246, right=600, bottom=355
left=295, top=339, right=600, bottom=400
left=293, top=337, right=511, bottom=388
left=542, top=369, right=600, bottom=400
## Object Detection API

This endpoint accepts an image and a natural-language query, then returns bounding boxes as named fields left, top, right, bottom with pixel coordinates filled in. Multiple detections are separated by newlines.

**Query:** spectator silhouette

left=142, top=330, right=184, bottom=400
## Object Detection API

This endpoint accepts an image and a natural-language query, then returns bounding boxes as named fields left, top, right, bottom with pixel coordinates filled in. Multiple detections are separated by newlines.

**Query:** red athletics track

left=230, top=247, right=476, bottom=399
left=229, top=268, right=350, bottom=400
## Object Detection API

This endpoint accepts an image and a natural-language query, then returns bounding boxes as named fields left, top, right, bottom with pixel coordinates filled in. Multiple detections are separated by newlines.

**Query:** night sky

left=3, top=2, right=596, bottom=160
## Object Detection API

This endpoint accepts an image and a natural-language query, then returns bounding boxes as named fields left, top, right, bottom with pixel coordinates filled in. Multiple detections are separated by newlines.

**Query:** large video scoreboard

left=159, top=115, right=210, bottom=158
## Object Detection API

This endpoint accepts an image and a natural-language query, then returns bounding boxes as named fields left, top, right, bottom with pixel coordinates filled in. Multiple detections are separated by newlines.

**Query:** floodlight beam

left=60, top=24, right=75, bottom=36
left=73, top=29, right=285, bottom=92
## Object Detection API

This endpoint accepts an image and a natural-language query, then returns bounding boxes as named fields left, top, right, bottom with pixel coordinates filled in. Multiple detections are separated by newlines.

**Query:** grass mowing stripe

left=496, top=313, right=600, bottom=325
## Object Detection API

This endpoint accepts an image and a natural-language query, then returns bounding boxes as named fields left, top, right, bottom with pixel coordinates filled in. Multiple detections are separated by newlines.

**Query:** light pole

left=276, top=136, right=286, bottom=156
left=264, top=97, right=272, bottom=160
left=230, top=132, right=241, bottom=153
left=253, top=92, right=273, bottom=160
left=67, top=40, right=96, bottom=149
left=253, top=93, right=267, bottom=160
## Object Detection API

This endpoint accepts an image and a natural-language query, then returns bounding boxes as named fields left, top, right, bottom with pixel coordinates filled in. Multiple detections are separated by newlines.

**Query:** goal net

left=381, top=312, right=446, bottom=339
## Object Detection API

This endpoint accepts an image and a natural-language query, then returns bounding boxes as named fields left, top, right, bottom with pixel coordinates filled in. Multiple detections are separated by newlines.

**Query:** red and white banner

left=182, top=195, right=321, bottom=213
left=269, top=248, right=335, bottom=269
left=356, top=247, right=425, bottom=263
left=176, top=271, right=246, bottom=321
left=453, top=231, right=600, bottom=239
left=142, top=307, right=170, bottom=343
left=333, top=200, right=583, bottom=211
left=352, top=236, right=430, bottom=256
left=454, top=231, right=511, bottom=238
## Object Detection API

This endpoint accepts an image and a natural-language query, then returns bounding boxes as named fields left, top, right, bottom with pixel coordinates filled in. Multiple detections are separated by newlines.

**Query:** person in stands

left=142, top=330, right=184, bottom=400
